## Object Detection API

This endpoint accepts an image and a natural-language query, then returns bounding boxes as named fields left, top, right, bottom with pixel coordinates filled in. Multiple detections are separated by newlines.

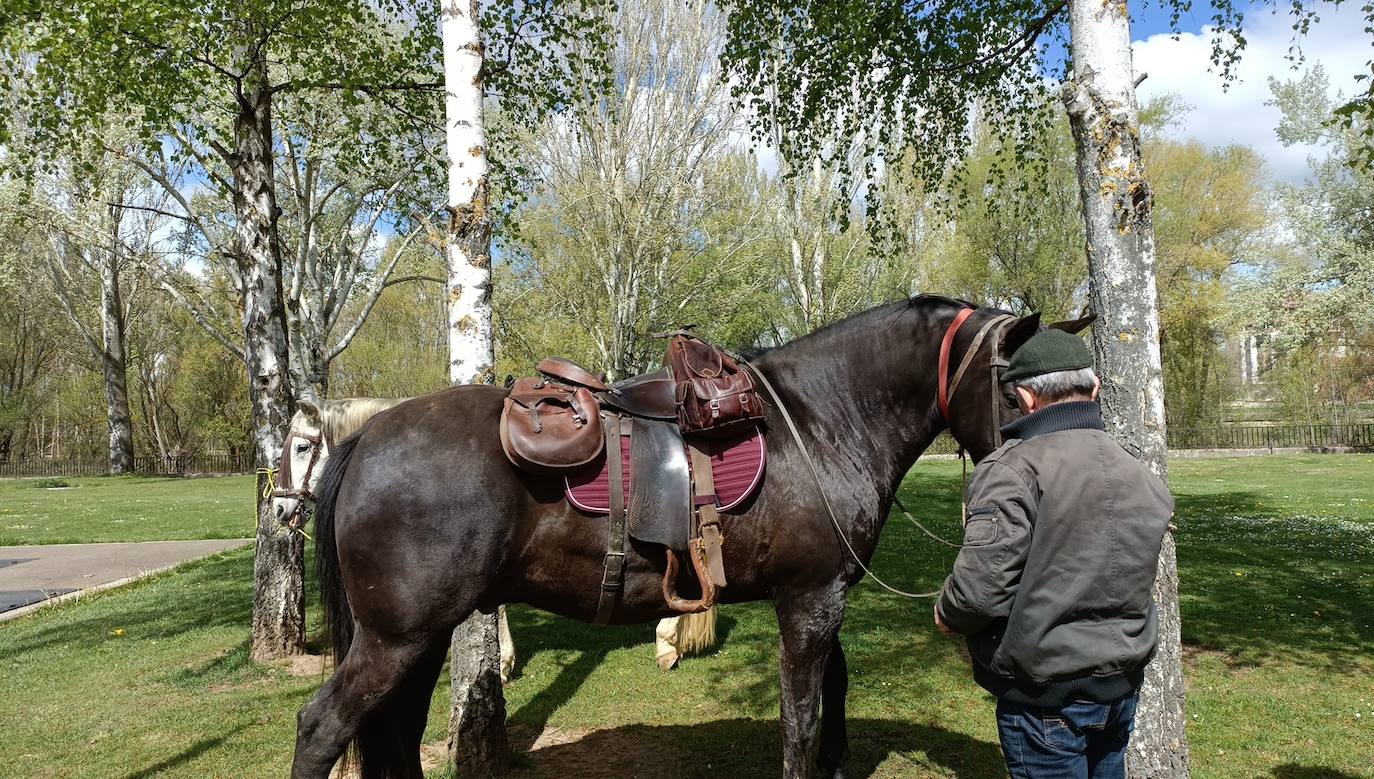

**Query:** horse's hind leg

left=291, top=630, right=440, bottom=779
left=775, top=583, right=847, bottom=779
left=356, top=636, right=450, bottom=778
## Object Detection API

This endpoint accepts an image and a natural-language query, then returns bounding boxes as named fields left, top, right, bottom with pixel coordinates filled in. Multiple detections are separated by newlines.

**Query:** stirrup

left=662, top=540, right=717, bottom=614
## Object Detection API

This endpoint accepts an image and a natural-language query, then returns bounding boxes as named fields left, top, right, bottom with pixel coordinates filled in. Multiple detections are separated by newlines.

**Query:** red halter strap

left=937, top=307, right=975, bottom=420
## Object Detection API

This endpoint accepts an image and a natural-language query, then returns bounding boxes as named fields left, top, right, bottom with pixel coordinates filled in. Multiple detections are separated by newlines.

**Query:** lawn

left=0, top=454, right=1370, bottom=778
left=0, top=474, right=256, bottom=545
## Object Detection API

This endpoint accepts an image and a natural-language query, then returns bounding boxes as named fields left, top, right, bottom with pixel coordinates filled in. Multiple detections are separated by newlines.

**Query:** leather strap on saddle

left=662, top=443, right=726, bottom=614
left=593, top=414, right=628, bottom=625
left=538, top=357, right=609, bottom=391
left=689, top=445, right=727, bottom=588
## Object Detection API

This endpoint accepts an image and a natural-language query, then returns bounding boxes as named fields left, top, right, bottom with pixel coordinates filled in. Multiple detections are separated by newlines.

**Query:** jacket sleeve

left=936, top=460, right=1035, bottom=635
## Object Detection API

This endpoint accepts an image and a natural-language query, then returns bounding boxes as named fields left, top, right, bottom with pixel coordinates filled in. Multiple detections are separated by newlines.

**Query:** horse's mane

left=738, top=293, right=980, bottom=359
left=311, top=397, right=410, bottom=442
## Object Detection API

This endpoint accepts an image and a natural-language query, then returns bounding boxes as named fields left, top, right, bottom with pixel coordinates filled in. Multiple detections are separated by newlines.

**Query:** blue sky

left=1125, top=1, right=1371, bottom=183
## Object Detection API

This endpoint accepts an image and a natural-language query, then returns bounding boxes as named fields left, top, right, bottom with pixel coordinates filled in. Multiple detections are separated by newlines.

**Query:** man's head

left=1002, top=329, right=1100, bottom=414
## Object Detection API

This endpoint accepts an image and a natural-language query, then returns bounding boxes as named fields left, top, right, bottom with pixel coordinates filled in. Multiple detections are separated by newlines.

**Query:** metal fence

left=1167, top=423, right=1374, bottom=451
left=926, top=423, right=1374, bottom=457
left=0, top=453, right=254, bottom=479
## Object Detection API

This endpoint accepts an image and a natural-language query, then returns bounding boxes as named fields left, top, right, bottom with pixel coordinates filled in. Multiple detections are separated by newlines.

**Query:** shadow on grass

left=118, top=725, right=247, bottom=779
left=504, top=607, right=670, bottom=750
left=1271, top=765, right=1370, bottom=779
left=513, top=717, right=1003, bottom=778
left=1172, top=491, right=1374, bottom=665
left=896, top=467, right=1374, bottom=667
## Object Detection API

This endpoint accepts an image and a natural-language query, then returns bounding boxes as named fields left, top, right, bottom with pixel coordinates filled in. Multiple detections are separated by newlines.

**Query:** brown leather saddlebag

left=666, top=333, right=765, bottom=436
left=500, top=378, right=604, bottom=473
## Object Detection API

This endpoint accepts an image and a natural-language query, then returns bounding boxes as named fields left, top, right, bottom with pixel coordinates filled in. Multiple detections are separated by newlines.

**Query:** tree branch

left=272, top=80, right=443, bottom=96
left=139, top=259, right=246, bottom=361
left=381, top=274, right=444, bottom=287
left=326, top=223, right=429, bottom=361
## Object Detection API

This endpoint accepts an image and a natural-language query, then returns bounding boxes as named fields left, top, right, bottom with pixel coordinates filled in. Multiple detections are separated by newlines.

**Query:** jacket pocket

left=962, top=506, right=999, bottom=546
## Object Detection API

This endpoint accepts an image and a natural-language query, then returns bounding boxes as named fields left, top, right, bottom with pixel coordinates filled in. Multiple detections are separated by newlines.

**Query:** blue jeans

left=996, top=695, right=1138, bottom=779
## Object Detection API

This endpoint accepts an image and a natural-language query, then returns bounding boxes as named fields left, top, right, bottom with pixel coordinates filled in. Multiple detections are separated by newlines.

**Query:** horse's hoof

left=656, top=649, right=679, bottom=671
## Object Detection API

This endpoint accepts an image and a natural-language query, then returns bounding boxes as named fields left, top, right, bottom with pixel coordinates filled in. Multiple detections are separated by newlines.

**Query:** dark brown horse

left=291, top=296, right=1085, bottom=778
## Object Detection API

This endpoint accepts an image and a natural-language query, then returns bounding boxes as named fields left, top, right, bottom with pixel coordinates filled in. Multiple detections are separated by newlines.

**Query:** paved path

left=0, top=539, right=252, bottom=621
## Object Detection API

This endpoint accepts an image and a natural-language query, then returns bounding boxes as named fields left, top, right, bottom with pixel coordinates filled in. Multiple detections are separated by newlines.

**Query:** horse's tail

left=676, top=605, right=719, bottom=655
left=315, top=431, right=360, bottom=668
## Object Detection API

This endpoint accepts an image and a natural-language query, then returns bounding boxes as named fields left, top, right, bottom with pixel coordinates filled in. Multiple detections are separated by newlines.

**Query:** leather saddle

left=499, top=333, right=766, bottom=624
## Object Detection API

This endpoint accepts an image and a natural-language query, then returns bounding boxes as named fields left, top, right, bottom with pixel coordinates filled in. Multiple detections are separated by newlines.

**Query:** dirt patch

left=419, top=725, right=656, bottom=778
left=267, top=653, right=329, bottom=677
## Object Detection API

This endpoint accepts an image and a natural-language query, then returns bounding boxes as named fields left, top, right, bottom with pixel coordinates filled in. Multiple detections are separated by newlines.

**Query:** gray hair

left=1015, top=367, right=1098, bottom=402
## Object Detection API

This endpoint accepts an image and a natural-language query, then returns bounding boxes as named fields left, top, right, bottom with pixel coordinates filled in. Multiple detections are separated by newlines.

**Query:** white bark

left=444, top=0, right=495, bottom=386
left=230, top=57, right=305, bottom=662
left=443, top=1, right=509, bottom=774
left=1063, top=2, right=1189, bottom=776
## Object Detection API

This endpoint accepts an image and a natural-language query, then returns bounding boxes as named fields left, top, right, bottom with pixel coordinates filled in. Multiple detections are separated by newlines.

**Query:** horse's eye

left=296, top=443, right=311, bottom=454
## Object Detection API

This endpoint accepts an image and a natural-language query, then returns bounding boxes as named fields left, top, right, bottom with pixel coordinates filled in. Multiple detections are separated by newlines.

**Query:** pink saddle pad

left=566, top=427, right=766, bottom=514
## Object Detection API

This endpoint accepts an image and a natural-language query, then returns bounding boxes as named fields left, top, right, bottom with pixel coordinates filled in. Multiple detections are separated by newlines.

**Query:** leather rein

left=746, top=307, right=1013, bottom=600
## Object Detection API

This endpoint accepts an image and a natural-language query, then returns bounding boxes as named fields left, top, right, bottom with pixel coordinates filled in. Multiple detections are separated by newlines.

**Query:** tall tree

left=0, top=181, right=67, bottom=463
left=509, top=0, right=770, bottom=376
left=1250, top=66, right=1374, bottom=346
left=37, top=151, right=153, bottom=475
left=440, top=0, right=510, bottom=773
left=1146, top=133, right=1268, bottom=429
left=5, top=0, right=443, bottom=660
left=1059, top=3, right=1186, bottom=772
left=941, top=106, right=1085, bottom=319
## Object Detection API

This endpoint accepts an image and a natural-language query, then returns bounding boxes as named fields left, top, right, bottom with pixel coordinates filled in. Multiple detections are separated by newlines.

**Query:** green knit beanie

left=1002, top=329, right=1093, bottom=383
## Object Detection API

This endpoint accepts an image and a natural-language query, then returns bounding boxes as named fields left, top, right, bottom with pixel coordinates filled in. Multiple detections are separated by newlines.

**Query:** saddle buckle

left=600, top=551, right=626, bottom=590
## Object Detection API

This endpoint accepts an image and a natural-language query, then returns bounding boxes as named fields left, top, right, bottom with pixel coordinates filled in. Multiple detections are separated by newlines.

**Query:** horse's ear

left=1001, top=313, right=1041, bottom=354
left=298, top=398, right=321, bottom=422
left=1047, top=313, right=1097, bottom=335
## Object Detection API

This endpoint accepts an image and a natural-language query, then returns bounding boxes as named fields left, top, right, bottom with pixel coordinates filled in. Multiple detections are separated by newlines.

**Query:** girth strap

left=593, top=414, right=628, bottom=625
left=688, top=444, right=727, bottom=588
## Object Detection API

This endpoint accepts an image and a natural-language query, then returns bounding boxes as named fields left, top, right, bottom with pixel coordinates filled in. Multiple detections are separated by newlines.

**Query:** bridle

left=937, top=307, right=1016, bottom=452
left=272, top=428, right=326, bottom=526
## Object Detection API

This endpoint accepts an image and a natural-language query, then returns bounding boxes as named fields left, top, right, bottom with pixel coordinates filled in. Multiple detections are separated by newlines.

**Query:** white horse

left=270, top=397, right=718, bottom=678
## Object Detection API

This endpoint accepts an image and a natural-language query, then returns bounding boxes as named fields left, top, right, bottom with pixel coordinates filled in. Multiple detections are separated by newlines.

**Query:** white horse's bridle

left=273, top=428, right=326, bottom=527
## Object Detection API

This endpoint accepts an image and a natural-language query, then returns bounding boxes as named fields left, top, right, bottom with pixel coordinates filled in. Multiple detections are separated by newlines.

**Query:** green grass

left=1, top=455, right=1371, bottom=777
left=0, top=474, right=256, bottom=544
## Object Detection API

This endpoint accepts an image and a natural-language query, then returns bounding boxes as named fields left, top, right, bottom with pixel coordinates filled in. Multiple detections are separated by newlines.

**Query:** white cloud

left=1132, top=5, right=1371, bottom=183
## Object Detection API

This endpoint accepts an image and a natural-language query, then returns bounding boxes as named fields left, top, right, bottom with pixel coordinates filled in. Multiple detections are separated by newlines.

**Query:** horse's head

left=272, top=398, right=331, bottom=527
left=942, top=308, right=1095, bottom=462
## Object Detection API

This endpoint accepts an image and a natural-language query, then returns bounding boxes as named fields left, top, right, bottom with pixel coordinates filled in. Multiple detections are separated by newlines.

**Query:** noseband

left=937, top=308, right=1015, bottom=450
left=272, top=429, right=326, bottom=522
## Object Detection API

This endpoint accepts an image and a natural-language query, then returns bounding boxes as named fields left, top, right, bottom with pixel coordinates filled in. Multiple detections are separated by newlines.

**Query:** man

left=934, top=329, right=1173, bottom=778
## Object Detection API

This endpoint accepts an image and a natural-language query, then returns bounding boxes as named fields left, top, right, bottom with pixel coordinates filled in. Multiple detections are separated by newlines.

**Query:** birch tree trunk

left=99, top=227, right=135, bottom=474
left=235, top=58, right=305, bottom=662
left=43, top=201, right=137, bottom=476
left=1062, top=2, right=1189, bottom=776
left=442, top=0, right=509, bottom=773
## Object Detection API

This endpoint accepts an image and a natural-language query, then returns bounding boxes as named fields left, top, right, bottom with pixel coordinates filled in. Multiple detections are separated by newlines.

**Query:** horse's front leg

left=775, top=582, right=847, bottom=779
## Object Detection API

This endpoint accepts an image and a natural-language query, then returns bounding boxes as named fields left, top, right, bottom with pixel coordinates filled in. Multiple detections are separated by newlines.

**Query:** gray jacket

left=936, top=401, right=1173, bottom=707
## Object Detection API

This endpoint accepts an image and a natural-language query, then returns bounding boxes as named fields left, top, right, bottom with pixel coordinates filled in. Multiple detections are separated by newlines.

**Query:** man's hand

left=934, top=602, right=955, bottom=636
